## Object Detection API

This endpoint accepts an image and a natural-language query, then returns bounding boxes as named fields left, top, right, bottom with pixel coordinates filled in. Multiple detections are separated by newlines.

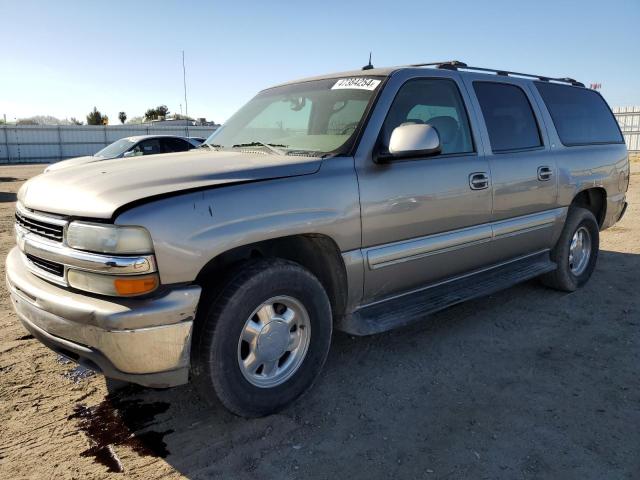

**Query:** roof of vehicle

left=270, top=61, right=584, bottom=90
left=121, top=134, right=190, bottom=142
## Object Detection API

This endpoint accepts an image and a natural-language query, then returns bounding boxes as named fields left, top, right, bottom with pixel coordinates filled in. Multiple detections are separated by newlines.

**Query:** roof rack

left=407, top=61, right=585, bottom=87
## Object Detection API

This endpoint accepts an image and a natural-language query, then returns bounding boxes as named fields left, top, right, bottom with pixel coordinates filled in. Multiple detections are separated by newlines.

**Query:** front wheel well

left=571, top=188, right=606, bottom=228
left=195, top=234, right=348, bottom=318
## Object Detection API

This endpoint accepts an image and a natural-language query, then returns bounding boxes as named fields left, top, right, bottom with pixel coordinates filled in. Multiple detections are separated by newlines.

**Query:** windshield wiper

left=231, top=142, right=287, bottom=156
left=198, top=143, right=223, bottom=150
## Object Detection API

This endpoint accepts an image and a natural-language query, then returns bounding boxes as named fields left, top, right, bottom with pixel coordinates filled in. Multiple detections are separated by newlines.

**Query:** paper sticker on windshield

left=332, top=78, right=381, bottom=91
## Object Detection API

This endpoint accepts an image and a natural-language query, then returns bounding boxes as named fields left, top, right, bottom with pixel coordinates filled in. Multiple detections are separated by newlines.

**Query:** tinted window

left=133, top=139, right=162, bottom=155
left=535, top=82, right=623, bottom=146
left=474, top=82, right=542, bottom=152
left=162, top=138, right=191, bottom=153
left=381, top=79, right=474, bottom=155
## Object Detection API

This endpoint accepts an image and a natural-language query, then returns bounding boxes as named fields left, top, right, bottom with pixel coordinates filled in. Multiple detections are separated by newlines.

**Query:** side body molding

left=366, top=208, right=566, bottom=270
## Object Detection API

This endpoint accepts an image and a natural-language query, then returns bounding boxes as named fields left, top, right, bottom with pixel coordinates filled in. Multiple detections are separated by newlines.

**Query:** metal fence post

left=57, top=125, right=63, bottom=161
left=2, top=127, right=9, bottom=163
left=15, top=126, right=20, bottom=164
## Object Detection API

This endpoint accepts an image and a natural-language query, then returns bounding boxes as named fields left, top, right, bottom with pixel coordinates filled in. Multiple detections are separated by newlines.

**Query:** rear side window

left=473, top=82, right=542, bottom=152
left=535, top=82, right=623, bottom=146
left=162, top=138, right=191, bottom=153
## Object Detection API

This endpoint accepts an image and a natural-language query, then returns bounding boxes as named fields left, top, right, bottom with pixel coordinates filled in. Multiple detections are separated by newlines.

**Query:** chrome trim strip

left=492, top=209, right=563, bottom=239
left=366, top=208, right=565, bottom=270
left=367, top=225, right=492, bottom=270
left=16, top=202, right=68, bottom=227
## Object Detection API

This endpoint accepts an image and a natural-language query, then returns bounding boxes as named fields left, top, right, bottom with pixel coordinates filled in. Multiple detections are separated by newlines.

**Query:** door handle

left=537, top=166, right=553, bottom=181
left=469, top=172, right=489, bottom=190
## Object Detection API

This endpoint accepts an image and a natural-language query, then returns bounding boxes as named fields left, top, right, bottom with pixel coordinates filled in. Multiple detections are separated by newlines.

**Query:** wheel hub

left=569, top=226, right=592, bottom=276
left=237, top=295, right=311, bottom=388
left=256, top=321, right=290, bottom=361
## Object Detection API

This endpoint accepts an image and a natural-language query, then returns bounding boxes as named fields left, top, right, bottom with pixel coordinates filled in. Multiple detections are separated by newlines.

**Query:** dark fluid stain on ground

left=69, top=391, right=173, bottom=473
left=56, top=355, right=72, bottom=365
left=62, top=365, right=96, bottom=383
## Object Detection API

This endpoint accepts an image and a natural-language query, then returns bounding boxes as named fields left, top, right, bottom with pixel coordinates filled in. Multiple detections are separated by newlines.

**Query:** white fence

left=613, top=106, right=640, bottom=152
left=0, top=124, right=218, bottom=164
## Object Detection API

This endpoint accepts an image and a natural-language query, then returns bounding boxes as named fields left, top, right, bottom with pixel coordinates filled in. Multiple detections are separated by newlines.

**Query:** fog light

left=68, top=270, right=159, bottom=297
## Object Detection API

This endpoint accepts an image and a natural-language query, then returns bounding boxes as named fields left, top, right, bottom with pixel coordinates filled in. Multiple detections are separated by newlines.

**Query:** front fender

left=115, top=157, right=361, bottom=285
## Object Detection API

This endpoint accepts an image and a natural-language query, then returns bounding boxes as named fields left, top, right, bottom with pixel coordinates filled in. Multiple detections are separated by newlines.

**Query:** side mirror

left=379, top=123, right=441, bottom=162
left=123, top=150, right=142, bottom=158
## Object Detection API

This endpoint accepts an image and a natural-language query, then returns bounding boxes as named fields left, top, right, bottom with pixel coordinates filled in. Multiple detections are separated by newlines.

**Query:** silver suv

left=7, top=61, right=629, bottom=417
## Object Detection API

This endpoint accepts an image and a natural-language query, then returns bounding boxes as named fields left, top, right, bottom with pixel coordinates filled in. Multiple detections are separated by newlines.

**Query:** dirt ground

left=0, top=162, right=639, bottom=479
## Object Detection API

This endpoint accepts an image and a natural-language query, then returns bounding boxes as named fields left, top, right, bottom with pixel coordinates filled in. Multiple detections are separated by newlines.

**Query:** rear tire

left=192, top=258, right=332, bottom=417
left=541, top=206, right=599, bottom=292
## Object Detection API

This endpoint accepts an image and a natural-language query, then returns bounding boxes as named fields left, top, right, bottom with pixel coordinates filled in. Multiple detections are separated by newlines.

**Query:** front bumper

left=6, top=247, right=201, bottom=387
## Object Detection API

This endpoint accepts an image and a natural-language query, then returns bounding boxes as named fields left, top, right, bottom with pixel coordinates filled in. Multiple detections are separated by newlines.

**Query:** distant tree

left=17, top=115, right=68, bottom=125
left=144, top=105, right=170, bottom=121
left=86, top=107, right=108, bottom=125
left=118, top=112, right=127, bottom=124
left=69, top=117, right=83, bottom=125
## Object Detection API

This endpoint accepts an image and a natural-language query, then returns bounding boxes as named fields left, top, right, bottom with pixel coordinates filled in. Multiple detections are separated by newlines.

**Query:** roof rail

left=407, top=61, right=584, bottom=87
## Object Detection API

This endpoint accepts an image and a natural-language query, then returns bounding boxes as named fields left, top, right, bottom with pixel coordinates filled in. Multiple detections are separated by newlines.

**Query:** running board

left=337, top=251, right=556, bottom=336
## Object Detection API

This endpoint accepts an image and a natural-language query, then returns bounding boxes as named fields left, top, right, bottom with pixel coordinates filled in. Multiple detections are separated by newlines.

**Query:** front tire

left=541, top=206, right=599, bottom=292
left=192, top=259, right=332, bottom=417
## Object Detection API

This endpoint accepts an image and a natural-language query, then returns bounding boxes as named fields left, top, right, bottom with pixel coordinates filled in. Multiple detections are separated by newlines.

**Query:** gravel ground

left=0, top=162, right=639, bottom=479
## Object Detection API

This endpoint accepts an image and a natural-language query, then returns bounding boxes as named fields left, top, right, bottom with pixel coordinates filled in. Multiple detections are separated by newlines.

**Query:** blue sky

left=1, top=0, right=639, bottom=123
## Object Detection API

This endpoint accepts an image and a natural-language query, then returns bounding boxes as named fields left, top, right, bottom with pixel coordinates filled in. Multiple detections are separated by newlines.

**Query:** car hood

left=19, top=150, right=322, bottom=219
left=45, top=155, right=101, bottom=172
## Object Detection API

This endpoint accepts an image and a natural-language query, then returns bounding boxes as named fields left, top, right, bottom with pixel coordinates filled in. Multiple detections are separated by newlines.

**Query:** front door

left=355, top=73, right=493, bottom=303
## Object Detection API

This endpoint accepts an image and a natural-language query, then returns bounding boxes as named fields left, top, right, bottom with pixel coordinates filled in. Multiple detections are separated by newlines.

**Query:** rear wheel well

left=571, top=188, right=606, bottom=227
left=195, top=234, right=348, bottom=318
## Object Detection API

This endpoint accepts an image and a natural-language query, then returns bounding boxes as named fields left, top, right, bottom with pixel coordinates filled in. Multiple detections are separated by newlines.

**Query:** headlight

left=66, top=221, right=154, bottom=254
left=68, top=270, right=159, bottom=296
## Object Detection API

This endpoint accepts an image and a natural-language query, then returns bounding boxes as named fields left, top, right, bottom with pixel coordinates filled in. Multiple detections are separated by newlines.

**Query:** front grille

left=26, top=253, right=64, bottom=277
left=15, top=210, right=64, bottom=242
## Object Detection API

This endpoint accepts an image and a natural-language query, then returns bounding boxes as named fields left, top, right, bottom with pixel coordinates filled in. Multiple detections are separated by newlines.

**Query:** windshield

left=204, top=76, right=383, bottom=156
left=94, top=138, right=136, bottom=158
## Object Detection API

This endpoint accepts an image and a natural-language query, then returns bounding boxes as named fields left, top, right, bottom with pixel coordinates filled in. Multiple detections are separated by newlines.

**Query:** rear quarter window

left=535, top=82, right=623, bottom=146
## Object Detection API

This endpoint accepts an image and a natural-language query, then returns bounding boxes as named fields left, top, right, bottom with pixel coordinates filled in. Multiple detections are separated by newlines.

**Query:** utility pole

left=182, top=50, right=189, bottom=136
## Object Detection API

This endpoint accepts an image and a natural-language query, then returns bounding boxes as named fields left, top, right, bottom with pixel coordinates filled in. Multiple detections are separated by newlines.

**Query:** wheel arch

left=195, top=233, right=349, bottom=318
left=571, top=187, right=607, bottom=228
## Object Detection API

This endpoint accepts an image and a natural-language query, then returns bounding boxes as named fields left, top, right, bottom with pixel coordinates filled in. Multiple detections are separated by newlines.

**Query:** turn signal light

left=68, top=270, right=159, bottom=297
left=114, top=275, right=159, bottom=296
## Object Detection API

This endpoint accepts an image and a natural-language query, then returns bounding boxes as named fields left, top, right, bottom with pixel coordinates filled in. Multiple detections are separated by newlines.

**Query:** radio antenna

left=362, top=52, right=374, bottom=70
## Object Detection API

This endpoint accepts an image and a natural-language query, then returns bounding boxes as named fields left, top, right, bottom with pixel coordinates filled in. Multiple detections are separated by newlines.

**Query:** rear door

left=463, top=77, right=561, bottom=261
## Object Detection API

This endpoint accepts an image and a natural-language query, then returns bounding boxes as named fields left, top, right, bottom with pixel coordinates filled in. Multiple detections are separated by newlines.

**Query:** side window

left=133, top=139, right=162, bottom=155
left=473, top=82, right=542, bottom=152
left=162, top=138, right=191, bottom=153
left=381, top=79, right=474, bottom=155
left=535, top=82, right=623, bottom=146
